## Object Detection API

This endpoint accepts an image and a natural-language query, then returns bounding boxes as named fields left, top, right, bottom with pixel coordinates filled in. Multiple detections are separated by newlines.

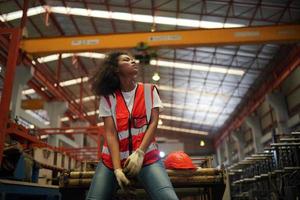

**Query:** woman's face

left=117, top=54, right=138, bottom=77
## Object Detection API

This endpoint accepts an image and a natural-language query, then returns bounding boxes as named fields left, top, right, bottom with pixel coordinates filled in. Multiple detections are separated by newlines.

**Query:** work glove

left=114, top=168, right=130, bottom=190
left=123, top=148, right=145, bottom=177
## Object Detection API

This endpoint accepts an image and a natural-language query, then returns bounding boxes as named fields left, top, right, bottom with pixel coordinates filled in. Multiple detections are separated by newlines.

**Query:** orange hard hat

left=164, top=151, right=197, bottom=170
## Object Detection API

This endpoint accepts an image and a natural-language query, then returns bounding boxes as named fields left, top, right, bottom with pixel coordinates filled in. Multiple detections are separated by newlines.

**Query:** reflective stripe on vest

left=117, top=124, right=148, bottom=140
left=144, top=83, right=152, bottom=123
left=108, top=94, right=117, bottom=126
left=102, top=142, right=158, bottom=160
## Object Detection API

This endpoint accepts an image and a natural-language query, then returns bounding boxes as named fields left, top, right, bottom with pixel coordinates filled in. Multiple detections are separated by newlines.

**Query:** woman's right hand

left=114, top=168, right=130, bottom=190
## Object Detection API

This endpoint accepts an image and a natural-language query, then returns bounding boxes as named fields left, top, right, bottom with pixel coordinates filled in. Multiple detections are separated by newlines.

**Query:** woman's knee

left=151, top=186, right=178, bottom=200
left=86, top=162, right=117, bottom=199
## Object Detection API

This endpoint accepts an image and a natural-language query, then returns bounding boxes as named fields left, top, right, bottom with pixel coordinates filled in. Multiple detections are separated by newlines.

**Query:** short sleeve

left=153, top=87, right=164, bottom=112
left=98, top=96, right=112, bottom=117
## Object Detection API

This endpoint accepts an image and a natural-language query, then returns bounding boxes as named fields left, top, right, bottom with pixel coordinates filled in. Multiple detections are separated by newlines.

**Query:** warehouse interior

left=0, top=0, right=300, bottom=199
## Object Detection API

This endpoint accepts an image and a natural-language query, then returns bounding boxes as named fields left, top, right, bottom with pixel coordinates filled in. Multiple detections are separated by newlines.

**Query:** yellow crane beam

left=21, top=24, right=300, bottom=54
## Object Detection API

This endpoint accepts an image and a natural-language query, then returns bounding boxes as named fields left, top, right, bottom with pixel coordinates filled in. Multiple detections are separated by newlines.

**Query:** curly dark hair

left=90, top=51, right=130, bottom=96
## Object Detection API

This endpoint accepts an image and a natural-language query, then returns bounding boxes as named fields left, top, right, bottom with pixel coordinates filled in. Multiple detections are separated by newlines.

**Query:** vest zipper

left=128, top=116, right=133, bottom=155
left=119, top=85, right=139, bottom=156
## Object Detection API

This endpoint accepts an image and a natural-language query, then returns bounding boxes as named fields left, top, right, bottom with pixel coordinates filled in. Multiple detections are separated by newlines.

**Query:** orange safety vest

left=101, top=83, right=160, bottom=169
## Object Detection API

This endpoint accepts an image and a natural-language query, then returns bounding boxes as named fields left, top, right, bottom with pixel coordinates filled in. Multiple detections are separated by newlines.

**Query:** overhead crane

left=21, top=24, right=300, bottom=54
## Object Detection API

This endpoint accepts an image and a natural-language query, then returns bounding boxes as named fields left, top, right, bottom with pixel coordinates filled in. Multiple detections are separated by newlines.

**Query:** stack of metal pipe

left=59, top=167, right=224, bottom=188
left=229, top=131, right=300, bottom=200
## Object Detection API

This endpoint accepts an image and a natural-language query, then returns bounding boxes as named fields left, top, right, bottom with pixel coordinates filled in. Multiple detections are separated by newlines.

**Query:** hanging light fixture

left=200, top=140, right=205, bottom=147
left=158, top=119, right=163, bottom=125
left=150, top=23, right=156, bottom=32
left=152, top=72, right=160, bottom=81
left=159, top=151, right=165, bottom=158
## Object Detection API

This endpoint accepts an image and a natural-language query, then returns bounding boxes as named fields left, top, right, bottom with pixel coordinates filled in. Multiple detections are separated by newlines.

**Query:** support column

left=0, top=28, right=22, bottom=164
left=217, top=142, right=226, bottom=167
left=216, top=145, right=222, bottom=167
left=224, top=137, right=232, bottom=166
left=10, top=66, right=33, bottom=118
left=246, top=115, right=264, bottom=153
left=266, top=91, right=290, bottom=134
left=231, top=130, right=245, bottom=161
left=70, top=120, right=90, bottom=147
left=44, top=101, right=68, bottom=146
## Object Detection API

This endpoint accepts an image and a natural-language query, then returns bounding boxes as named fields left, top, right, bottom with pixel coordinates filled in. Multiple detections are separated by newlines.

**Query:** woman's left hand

left=123, top=148, right=145, bottom=177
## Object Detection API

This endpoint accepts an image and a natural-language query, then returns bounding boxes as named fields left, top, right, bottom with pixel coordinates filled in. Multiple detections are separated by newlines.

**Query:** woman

left=86, top=51, right=178, bottom=200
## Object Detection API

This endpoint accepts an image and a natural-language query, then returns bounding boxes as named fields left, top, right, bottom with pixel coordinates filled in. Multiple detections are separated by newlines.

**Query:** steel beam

left=38, top=126, right=103, bottom=135
left=21, top=24, right=300, bottom=54
left=0, top=28, right=21, bottom=164
left=20, top=0, right=29, bottom=31
left=62, top=147, right=97, bottom=152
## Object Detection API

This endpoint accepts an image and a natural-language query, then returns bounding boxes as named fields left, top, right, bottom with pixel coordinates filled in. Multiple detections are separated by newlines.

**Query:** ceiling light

left=97, top=122, right=104, bottom=126
left=150, top=23, right=156, bottom=32
left=77, top=52, right=105, bottom=59
left=150, top=59, right=244, bottom=76
left=112, top=12, right=132, bottom=21
left=158, top=119, right=163, bottom=125
left=160, top=114, right=214, bottom=126
left=37, top=53, right=72, bottom=63
left=0, top=6, right=44, bottom=21
left=200, top=140, right=205, bottom=147
left=37, top=52, right=105, bottom=63
left=152, top=72, right=160, bottom=81
left=60, top=77, right=89, bottom=87
left=22, top=89, right=35, bottom=95
left=61, top=117, right=69, bottom=122
left=0, top=6, right=244, bottom=29
left=87, top=110, right=97, bottom=116
left=75, top=96, right=96, bottom=103
left=159, top=151, right=166, bottom=158
left=158, top=125, right=208, bottom=135
left=40, top=135, right=48, bottom=139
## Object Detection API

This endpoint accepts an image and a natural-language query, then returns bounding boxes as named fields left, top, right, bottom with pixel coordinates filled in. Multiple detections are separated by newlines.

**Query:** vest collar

left=116, top=84, right=140, bottom=115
